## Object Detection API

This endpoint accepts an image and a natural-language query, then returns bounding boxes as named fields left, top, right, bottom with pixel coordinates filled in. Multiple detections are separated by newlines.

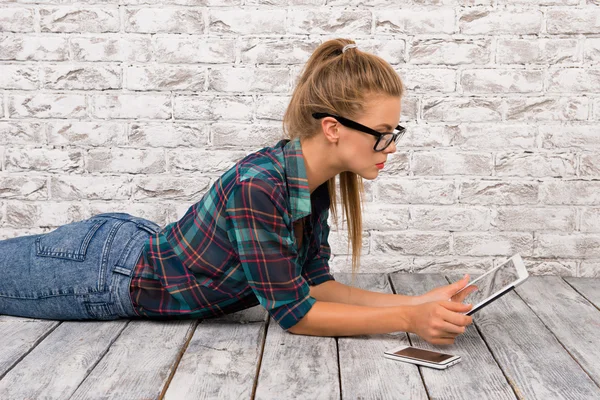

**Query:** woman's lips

left=376, top=163, right=385, bottom=170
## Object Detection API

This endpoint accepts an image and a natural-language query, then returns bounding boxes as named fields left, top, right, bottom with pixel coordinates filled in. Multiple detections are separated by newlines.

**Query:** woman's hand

left=416, top=274, right=478, bottom=305
left=407, top=301, right=473, bottom=345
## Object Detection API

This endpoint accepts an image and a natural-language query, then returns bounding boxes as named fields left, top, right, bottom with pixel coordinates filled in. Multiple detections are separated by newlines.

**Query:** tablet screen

left=460, top=258, right=520, bottom=308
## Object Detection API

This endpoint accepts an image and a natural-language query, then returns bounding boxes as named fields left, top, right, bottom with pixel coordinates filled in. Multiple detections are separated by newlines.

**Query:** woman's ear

left=321, top=117, right=339, bottom=145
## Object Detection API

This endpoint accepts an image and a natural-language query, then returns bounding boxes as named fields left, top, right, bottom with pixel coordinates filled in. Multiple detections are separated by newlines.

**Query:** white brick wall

left=1, top=1, right=599, bottom=277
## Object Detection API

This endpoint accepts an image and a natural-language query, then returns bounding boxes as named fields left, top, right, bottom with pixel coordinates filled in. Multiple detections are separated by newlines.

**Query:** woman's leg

left=0, top=212, right=160, bottom=320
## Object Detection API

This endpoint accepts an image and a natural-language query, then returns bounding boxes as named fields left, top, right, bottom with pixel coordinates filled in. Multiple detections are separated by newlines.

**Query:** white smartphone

left=384, top=345, right=461, bottom=370
left=454, top=253, right=529, bottom=316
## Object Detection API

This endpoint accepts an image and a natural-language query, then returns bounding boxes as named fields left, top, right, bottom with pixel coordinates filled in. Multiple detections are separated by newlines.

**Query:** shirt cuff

left=271, top=295, right=317, bottom=331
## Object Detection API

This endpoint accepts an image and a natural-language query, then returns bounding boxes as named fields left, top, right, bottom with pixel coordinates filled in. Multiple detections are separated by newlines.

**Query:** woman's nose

left=384, top=140, right=397, bottom=154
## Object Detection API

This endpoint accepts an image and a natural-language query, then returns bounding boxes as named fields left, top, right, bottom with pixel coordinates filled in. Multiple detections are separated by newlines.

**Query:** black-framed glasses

left=312, top=112, right=405, bottom=152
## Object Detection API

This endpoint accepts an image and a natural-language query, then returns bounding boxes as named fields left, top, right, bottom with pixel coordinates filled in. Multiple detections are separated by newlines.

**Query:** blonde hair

left=282, top=38, right=404, bottom=274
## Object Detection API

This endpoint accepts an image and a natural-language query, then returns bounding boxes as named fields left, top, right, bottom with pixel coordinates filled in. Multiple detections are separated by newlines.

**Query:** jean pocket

left=35, top=219, right=107, bottom=261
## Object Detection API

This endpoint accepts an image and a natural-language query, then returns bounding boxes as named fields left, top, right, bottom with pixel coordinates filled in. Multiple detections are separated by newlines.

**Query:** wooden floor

left=1, top=273, right=599, bottom=400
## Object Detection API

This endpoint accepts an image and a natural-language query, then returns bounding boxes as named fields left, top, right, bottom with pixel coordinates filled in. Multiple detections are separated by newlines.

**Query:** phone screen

left=459, top=258, right=519, bottom=307
left=393, top=347, right=454, bottom=363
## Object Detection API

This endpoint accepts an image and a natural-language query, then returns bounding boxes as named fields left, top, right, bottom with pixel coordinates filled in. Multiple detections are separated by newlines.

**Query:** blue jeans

left=0, top=212, right=160, bottom=320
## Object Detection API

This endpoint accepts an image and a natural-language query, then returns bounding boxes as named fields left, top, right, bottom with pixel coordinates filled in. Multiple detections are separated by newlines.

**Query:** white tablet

left=455, top=253, right=529, bottom=315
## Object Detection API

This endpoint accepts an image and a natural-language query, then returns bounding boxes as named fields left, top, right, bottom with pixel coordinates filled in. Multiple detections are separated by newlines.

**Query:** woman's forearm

left=309, top=280, right=418, bottom=307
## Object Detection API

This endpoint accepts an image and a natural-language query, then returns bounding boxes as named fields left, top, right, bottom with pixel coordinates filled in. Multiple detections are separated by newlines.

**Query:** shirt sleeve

left=302, top=208, right=335, bottom=286
left=226, top=178, right=315, bottom=331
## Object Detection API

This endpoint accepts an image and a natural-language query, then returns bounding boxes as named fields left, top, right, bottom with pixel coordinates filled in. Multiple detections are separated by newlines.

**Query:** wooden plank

left=564, top=277, right=600, bottom=309
left=70, top=320, right=196, bottom=400
left=0, top=321, right=127, bottom=399
left=335, top=273, right=428, bottom=400
left=0, top=316, right=59, bottom=379
left=163, top=306, right=268, bottom=399
left=516, top=276, right=600, bottom=387
left=389, top=273, right=516, bottom=400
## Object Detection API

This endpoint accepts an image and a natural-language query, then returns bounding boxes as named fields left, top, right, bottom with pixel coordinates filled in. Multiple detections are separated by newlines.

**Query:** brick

left=375, top=9, right=455, bottom=34
left=495, top=152, right=576, bottom=178
left=0, top=122, right=46, bottom=145
left=541, top=124, right=600, bottom=150
left=0, top=65, right=38, bottom=90
left=412, top=151, right=493, bottom=176
left=240, top=38, right=319, bottom=64
left=378, top=178, right=456, bottom=204
left=70, top=36, right=151, bottom=62
left=409, top=38, right=490, bottom=65
left=401, top=125, right=450, bottom=148
left=9, top=93, right=87, bottom=119
left=448, top=123, right=536, bottom=150
left=92, top=94, right=171, bottom=119
left=547, top=9, right=600, bottom=34
left=5, top=148, right=83, bottom=172
left=522, top=259, right=576, bottom=276
left=372, top=231, right=450, bottom=256
left=51, top=175, right=130, bottom=200
left=581, top=154, right=600, bottom=177
left=40, top=7, right=120, bottom=33
left=126, top=65, right=205, bottom=91
left=459, top=9, right=542, bottom=34
left=88, top=202, right=172, bottom=227
left=0, top=8, right=34, bottom=32
left=350, top=38, right=405, bottom=65
left=155, top=37, right=234, bottom=64
left=540, top=181, right=600, bottom=205
left=44, top=64, right=121, bottom=90
left=548, top=68, right=600, bottom=92
left=327, top=230, right=369, bottom=256
left=409, top=205, right=491, bottom=231
left=422, top=97, right=502, bottom=122
left=362, top=204, right=410, bottom=231
left=454, top=232, right=533, bottom=256
left=584, top=38, right=600, bottom=63
left=168, top=149, right=246, bottom=175
left=494, top=206, right=576, bottom=231
left=507, top=97, right=588, bottom=121
left=413, top=256, right=494, bottom=274
left=129, top=122, right=208, bottom=147
left=579, top=261, right=600, bottom=278
left=48, top=121, right=127, bottom=146
left=122, top=0, right=240, bottom=4
left=0, top=35, right=68, bottom=61
left=329, top=254, right=413, bottom=274
left=209, top=9, right=286, bottom=34
left=461, top=69, right=543, bottom=94
left=86, top=148, right=165, bottom=174
left=132, top=176, right=212, bottom=200
left=289, top=10, right=371, bottom=35
left=498, top=0, right=578, bottom=4
left=211, top=122, right=285, bottom=149
left=173, top=95, right=252, bottom=121
left=6, top=202, right=87, bottom=228
left=497, top=39, right=578, bottom=64
left=125, top=8, right=204, bottom=34
left=0, top=176, right=48, bottom=200
left=401, top=97, right=419, bottom=120
left=208, top=67, right=289, bottom=93
left=534, top=233, right=600, bottom=258
left=0, top=228, right=51, bottom=241
left=459, top=180, right=538, bottom=205
left=255, top=95, right=291, bottom=121
left=378, top=151, right=409, bottom=176
left=397, top=68, right=456, bottom=93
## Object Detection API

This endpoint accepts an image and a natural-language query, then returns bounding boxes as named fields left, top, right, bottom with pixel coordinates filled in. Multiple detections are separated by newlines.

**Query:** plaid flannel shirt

left=130, top=137, right=335, bottom=330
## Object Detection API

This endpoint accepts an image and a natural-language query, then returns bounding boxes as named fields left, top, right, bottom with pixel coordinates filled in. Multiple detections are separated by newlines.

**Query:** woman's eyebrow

left=376, top=123, right=393, bottom=130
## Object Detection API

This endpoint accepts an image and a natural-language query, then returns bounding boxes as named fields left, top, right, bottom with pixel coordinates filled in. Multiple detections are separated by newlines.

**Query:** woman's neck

left=299, top=136, right=343, bottom=193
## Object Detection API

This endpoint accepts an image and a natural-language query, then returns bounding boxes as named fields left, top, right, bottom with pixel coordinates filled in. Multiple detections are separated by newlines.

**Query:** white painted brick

left=209, top=9, right=286, bottom=35
left=541, top=124, right=600, bottom=150
left=448, top=124, right=536, bottom=150
left=173, top=95, right=252, bottom=121
left=497, top=39, right=578, bottom=64
left=0, top=176, right=48, bottom=200
left=594, top=98, right=600, bottom=120
left=495, top=152, right=576, bottom=178
left=454, top=232, right=533, bottom=256
left=240, top=38, right=319, bottom=64
left=211, top=122, right=285, bottom=149
left=459, top=180, right=538, bottom=205
left=581, top=154, right=600, bottom=177
left=50, top=175, right=130, bottom=200
left=579, top=261, right=600, bottom=278
left=328, top=230, right=369, bottom=256
left=0, top=35, right=68, bottom=61
left=43, top=64, right=121, bottom=90
left=92, top=94, right=171, bottom=119
left=522, top=259, right=576, bottom=276
left=6, top=148, right=83, bottom=172
left=378, top=151, right=409, bottom=176
left=0, top=8, right=34, bottom=33
left=168, top=149, right=246, bottom=174
left=375, top=9, right=455, bottom=34
left=132, top=176, right=212, bottom=200
left=6, top=201, right=87, bottom=227
left=121, top=0, right=240, bottom=4
left=9, top=93, right=87, bottom=119
left=540, top=181, right=600, bottom=205
left=547, top=9, right=600, bottom=34
left=88, top=202, right=172, bottom=227
left=255, top=95, right=290, bottom=121
left=461, top=69, right=543, bottom=94
left=40, top=7, right=120, bottom=33
left=330, top=254, right=413, bottom=274
left=584, top=38, right=600, bottom=64
left=459, top=9, right=542, bottom=34
left=534, top=233, right=600, bottom=258
left=289, top=10, right=371, bottom=35
left=401, top=125, right=450, bottom=148
left=409, top=38, right=490, bottom=65
left=372, top=231, right=451, bottom=256
left=494, top=206, right=576, bottom=231
left=129, top=122, right=208, bottom=147
left=125, top=7, right=204, bottom=34
left=0, top=228, right=52, bottom=241
left=401, top=97, right=419, bottom=120
left=48, top=121, right=127, bottom=146
left=155, top=37, right=234, bottom=64
left=412, top=256, right=494, bottom=275
left=350, top=38, right=405, bottom=65
left=507, top=97, right=588, bottom=121
left=126, top=65, right=205, bottom=91
left=70, top=36, right=152, bottom=62
left=412, top=151, right=493, bottom=176
left=422, top=97, right=502, bottom=122
left=208, top=67, right=289, bottom=93
left=86, top=148, right=165, bottom=173
left=0, top=122, right=46, bottom=145
left=548, top=68, right=600, bottom=93
left=361, top=204, right=410, bottom=231
left=397, top=68, right=456, bottom=93
left=0, top=65, right=38, bottom=90
left=498, top=0, right=578, bottom=5
left=409, top=205, right=491, bottom=231
left=378, top=178, right=456, bottom=204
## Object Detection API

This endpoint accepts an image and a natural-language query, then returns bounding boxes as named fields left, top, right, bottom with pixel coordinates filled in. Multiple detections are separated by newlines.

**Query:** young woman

left=0, top=39, right=473, bottom=346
